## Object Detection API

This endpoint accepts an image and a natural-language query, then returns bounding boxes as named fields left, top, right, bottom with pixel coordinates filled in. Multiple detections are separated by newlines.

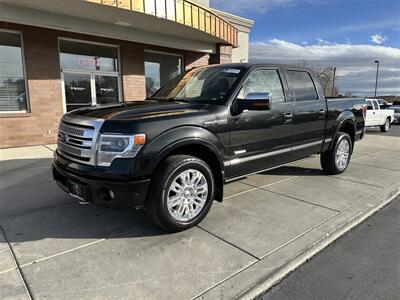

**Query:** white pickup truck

left=365, top=99, right=395, bottom=132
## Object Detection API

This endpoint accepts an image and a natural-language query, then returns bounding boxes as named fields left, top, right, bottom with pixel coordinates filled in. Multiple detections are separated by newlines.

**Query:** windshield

left=150, top=66, right=243, bottom=104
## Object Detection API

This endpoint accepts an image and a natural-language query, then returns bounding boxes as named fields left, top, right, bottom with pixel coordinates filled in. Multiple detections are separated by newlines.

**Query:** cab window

left=238, top=69, right=285, bottom=103
left=285, top=70, right=318, bottom=101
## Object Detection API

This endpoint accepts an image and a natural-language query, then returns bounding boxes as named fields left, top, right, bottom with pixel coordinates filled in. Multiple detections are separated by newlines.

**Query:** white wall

left=191, top=0, right=210, bottom=7
left=232, top=31, right=250, bottom=63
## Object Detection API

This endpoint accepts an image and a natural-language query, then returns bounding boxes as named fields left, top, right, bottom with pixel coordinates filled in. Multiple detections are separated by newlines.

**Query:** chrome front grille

left=58, top=142, right=82, bottom=156
left=57, top=115, right=104, bottom=165
left=59, top=122, right=85, bottom=137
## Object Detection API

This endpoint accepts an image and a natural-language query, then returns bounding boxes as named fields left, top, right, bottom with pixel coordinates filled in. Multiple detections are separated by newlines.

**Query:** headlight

left=97, top=134, right=146, bottom=167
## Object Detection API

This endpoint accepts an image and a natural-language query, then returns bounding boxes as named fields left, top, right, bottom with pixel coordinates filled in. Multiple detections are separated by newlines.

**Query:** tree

left=296, top=61, right=340, bottom=97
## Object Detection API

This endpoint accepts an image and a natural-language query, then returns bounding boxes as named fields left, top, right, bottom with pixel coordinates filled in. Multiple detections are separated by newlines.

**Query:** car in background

left=390, top=104, right=400, bottom=123
left=365, top=99, right=395, bottom=132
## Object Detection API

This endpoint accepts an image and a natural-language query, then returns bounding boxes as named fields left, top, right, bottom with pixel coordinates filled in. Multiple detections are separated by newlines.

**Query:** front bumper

left=52, top=161, right=150, bottom=207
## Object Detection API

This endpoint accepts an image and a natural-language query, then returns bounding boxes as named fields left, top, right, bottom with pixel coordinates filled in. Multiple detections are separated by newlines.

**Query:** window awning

left=86, top=0, right=238, bottom=47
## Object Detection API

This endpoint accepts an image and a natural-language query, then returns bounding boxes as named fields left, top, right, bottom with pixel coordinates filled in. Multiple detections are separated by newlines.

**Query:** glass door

left=63, top=73, right=92, bottom=112
left=95, top=75, right=119, bottom=105
left=62, top=72, right=120, bottom=112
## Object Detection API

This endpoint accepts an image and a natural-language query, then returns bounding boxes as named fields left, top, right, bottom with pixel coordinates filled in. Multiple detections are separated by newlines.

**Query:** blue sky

left=211, top=0, right=400, bottom=96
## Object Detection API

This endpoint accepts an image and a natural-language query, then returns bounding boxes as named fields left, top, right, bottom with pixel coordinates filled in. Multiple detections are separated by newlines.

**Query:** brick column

left=209, top=44, right=232, bottom=65
left=120, top=44, right=146, bottom=101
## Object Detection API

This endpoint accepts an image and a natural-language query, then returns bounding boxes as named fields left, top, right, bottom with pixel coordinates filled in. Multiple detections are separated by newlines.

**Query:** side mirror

left=236, top=93, right=271, bottom=113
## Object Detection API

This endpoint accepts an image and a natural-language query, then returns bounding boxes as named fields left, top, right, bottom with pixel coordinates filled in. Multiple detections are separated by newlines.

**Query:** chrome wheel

left=385, top=120, right=390, bottom=131
left=167, top=169, right=208, bottom=222
left=335, top=139, right=350, bottom=170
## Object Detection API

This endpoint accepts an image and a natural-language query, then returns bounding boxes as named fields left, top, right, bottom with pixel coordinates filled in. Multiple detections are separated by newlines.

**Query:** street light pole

left=374, top=60, right=379, bottom=98
left=332, top=67, right=336, bottom=97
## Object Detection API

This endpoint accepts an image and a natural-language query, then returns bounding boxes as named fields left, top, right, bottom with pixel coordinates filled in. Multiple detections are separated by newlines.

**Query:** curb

left=241, top=188, right=400, bottom=300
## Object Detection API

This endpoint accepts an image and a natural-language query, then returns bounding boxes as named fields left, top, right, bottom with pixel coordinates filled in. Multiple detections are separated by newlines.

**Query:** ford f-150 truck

left=53, top=64, right=366, bottom=232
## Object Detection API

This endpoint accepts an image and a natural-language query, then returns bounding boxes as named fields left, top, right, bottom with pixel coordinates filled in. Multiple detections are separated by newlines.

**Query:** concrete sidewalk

left=0, top=133, right=399, bottom=300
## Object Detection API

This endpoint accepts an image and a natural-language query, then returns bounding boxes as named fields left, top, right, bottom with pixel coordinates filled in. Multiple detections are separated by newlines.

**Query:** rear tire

left=380, top=118, right=390, bottom=132
left=145, top=155, right=215, bottom=232
left=321, top=132, right=352, bottom=175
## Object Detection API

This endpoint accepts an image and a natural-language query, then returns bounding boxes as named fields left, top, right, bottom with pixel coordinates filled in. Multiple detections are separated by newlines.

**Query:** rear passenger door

left=284, top=69, right=327, bottom=160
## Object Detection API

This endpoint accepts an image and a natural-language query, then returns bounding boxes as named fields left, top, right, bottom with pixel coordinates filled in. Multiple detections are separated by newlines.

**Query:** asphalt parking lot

left=261, top=196, right=400, bottom=300
left=1, top=126, right=399, bottom=300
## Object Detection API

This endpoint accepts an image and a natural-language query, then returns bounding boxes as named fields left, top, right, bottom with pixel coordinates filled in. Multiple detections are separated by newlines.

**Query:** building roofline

left=211, top=9, right=255, bottom=28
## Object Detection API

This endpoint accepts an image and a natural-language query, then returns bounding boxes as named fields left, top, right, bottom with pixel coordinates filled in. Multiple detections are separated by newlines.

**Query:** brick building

left=0, top=0, right=253, bottom=148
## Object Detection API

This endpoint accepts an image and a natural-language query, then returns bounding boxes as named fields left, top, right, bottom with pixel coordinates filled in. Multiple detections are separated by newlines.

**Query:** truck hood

left=68, top=100, right=209, bottom=121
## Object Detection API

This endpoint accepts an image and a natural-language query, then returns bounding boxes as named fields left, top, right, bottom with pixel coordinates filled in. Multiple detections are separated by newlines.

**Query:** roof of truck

left=213, top=63, right=309, bottom=69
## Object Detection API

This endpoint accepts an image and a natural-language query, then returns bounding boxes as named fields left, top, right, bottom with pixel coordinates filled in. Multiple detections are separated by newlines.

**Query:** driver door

left=227, top=68, right=293, bottom=179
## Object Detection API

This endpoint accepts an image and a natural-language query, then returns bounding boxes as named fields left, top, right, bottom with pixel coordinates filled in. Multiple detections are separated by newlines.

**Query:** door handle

left=284, top=112, right=293, bottom=122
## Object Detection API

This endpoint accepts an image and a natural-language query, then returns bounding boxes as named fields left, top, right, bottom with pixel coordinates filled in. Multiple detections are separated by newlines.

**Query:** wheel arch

left=330, top=111, right=357, bottom=151
left=144, top=127, right=226, bottom=202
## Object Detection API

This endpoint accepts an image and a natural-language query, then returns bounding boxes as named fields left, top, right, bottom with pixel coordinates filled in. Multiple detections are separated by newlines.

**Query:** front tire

left=321, top=132, right=352, bottom=175
left=145, top=155, right=215, bottom=232
left=380, top=118, right=390, bottom=132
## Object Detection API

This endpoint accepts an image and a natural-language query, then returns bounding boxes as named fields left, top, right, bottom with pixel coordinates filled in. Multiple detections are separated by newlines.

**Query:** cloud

left=211, top=0, right=324, bottom=14
left=317, top=38, right=332, bottom=45
left=250, top=39, right=400, bottom=95
left=370, top=34, right=388, bottom=45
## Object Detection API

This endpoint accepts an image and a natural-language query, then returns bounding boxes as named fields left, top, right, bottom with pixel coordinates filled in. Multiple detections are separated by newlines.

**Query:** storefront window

left=0, top=31, right=28, bottom=112
left=145, top=51, right=183, bottom=98
left=59, top=40, right=118, bottom=72
left=59, top=40, right=121, bottom=112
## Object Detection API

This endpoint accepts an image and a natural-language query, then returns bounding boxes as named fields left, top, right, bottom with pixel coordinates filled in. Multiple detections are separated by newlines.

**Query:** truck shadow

left=1, top=157, right=325, bottom=245
left=0, top=158, right=166, bottom=244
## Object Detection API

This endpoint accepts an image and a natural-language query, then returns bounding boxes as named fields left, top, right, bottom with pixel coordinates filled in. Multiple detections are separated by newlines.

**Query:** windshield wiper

left=153, top=97, right=190, bottom=103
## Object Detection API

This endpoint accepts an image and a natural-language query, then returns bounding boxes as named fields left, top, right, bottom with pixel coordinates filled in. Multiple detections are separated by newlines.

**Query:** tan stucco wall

left=191, top=0, right=210, bottom=7
left=232, top=31, right=250, bottom=63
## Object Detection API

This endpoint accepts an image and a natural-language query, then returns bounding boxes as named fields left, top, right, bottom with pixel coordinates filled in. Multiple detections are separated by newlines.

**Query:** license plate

left=67, top=180, right=85, bottom=201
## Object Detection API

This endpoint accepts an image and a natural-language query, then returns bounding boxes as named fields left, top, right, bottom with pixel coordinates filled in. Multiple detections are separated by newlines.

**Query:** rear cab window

left=285, top=70, right=319, bottom=102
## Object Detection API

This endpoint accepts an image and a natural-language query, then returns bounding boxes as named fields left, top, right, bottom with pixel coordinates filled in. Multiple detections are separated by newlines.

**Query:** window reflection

left=145, top=52, right=182, bottom=98
left=59, top=40, right=118, bottom=72
left=286, top=71, right=318, bottom=101
left=0, top=31, right=28, bottom=112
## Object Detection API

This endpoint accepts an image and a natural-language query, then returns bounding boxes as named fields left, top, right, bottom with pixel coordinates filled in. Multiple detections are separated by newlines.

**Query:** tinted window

left=366, top=100, right=374, bottom=110
left=286, top=71, right=318, bottom=101
left=238, top=69, right=285, bottom=103
left=145, top=52, right=183, bottom=98
left=0, top=31, right=28, bottom=112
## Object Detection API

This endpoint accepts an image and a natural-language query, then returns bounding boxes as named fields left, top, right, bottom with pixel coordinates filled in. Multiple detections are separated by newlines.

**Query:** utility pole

left=332, top=67, right=336, bottom=97
left=374, top=60, right=379, bottom=98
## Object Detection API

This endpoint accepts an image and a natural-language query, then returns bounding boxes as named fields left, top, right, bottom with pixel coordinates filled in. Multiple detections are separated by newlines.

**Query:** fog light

left=109, top=189, right=115, bottom=200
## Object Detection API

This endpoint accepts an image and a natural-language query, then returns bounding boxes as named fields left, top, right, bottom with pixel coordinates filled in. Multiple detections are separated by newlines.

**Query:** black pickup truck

left=53, top=64, right=366, bottom=231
